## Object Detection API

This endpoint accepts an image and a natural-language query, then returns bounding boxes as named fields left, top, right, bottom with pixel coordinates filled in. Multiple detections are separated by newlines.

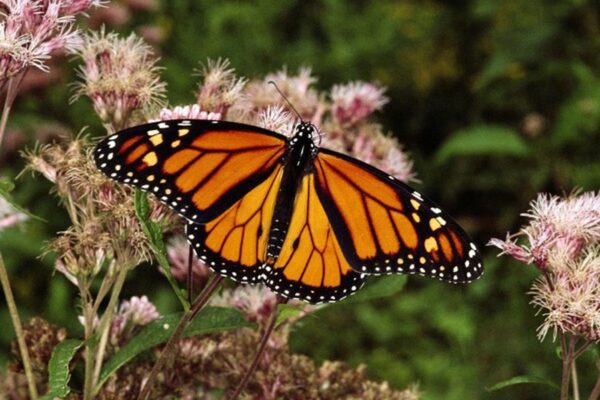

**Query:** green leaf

left=344, top=275, right=407, bottom=303
left=41, top=339, right=83, bottom=400
left=134, top=190, right=188, bottom=309
left=134, top=188, right=150, bottom=219
left=551, top=63, right=600, bottom=147
left=276, top=303, right=305, bottom=327
left=435, top=125, right=530, bottom=164
left=486, top=375, right=559, bottom=392
left=0, top=178, right=15, bottom=193
left=0, top=178, right=45, bottom=222
left=97, top=306, right=252, bottom=388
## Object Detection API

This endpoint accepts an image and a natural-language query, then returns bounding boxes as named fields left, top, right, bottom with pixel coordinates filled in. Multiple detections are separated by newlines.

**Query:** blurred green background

left=1, top=0, right=600, bottom=399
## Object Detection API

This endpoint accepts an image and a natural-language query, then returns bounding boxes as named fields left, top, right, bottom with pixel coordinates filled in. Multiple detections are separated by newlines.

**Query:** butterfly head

left=291, top=121, right=320, bottom=151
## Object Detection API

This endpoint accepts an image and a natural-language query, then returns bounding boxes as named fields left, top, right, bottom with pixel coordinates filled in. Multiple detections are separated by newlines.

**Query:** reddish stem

left=228, top=298, right=283, bottom=400
left=137, top=275, right=224, bottom=400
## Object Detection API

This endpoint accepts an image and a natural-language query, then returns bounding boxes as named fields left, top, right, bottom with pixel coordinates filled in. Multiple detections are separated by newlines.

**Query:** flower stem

left=573, top=342, right=593, bottom=360
left=137, top=274, right=224, bottom=400
left=0, top=72, right=25, bottom=152
left=80, top=281, right=95, bottom=400
left=92, top=267, right=129, bottom=392
left=187, top=245, right=193, bottom=303
left=588, top=374, right=600, bottom=400
left=572, top=360, right=580, bottom=400
left=228, top=297, right=283, bottom=400
left=560, top=333, right=576, bottom=400
left=0, top=252, right=38, bottom=400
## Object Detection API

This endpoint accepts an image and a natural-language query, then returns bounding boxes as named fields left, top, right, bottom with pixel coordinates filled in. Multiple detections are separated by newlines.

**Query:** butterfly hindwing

left=314, top=149, right=483, bottom=283
left=185, top=169, right=367, bottom=304
left=185, top=165, right=283, bottom=284
left=265, top=173, right=366, bottom=303
left=94, top=120, right=286, bottom=223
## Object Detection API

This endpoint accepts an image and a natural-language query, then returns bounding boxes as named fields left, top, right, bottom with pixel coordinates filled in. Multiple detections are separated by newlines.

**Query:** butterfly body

left=266, top=122, right=318, bottom=263
left=94, top=119, right=483, bottom=304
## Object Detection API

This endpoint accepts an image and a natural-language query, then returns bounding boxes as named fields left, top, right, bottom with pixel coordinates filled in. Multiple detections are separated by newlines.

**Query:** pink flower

left=111, top=295, right=159, bottom=341
left=211, top=286, right=279, bottom=325
left=166, top=235, right=211, bottom=286
left=72, top=28, right=166, bottom=131
left=490, top=192, right=600, bottom=269
left=0, top=0, right=102, bottom=82
left=350, top=129, right=416, bottom=183
left=488, top=234, right=531, bottom=264
left=331, top=81, right=388, bottom=126
left=118, top=295, right=159, bottom=325
left=153, top=104, right=221, bottom=122
left=531, top=248, right=600, bottom=342
left=490, top=191, right=600, bottom=342
left=196, top=58, right=246, bottom=116
left=244, top=67, right=320, bottom=122
left=256, top=105, right=295, bottom=136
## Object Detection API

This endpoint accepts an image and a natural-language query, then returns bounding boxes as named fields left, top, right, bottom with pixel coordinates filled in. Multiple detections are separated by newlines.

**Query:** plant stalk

left=80, top=280, right=95, bottom=400
left=0, top=73, right=24, bottom=151
left=92, top=266, right=129, bottom=392
left=560, top=333, right=576, bottom=400
left=0, top=252, right=38, bottom=400
left=187, top=245, right=193, bottom=303
left=137, top=274, right=224, bottom=400
left=228, top=298, right=282, bottom=400
left=588, top=374, right=600, bottom=400
left=572, top=360, right=580, bottom=400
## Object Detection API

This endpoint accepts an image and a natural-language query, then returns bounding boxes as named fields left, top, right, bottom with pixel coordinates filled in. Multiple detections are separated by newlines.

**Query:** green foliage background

left=1, top=0, right=599, bottom=399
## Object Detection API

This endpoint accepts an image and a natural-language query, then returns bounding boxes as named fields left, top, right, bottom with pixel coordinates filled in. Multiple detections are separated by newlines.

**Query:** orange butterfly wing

left=314, top=149, right=483, bottom=283
left=184, top=164, right=284, bottom=284
left=96, top=120, right=365, bottom=302
left=265, top=173, right=366, bottom=303
left=94, top=120, right=286, bottom=223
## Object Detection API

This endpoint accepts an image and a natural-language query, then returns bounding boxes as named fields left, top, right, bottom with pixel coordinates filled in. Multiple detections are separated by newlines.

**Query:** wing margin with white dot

left=313, top=148, right=483, bottom=284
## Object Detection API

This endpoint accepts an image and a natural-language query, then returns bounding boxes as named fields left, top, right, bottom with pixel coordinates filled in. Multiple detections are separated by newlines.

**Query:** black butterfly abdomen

left=265, top=136, right=315, bottom=264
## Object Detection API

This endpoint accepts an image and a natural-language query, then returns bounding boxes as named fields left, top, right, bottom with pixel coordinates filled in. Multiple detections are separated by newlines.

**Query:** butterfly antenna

left=268, top=80, right=303, bottom=122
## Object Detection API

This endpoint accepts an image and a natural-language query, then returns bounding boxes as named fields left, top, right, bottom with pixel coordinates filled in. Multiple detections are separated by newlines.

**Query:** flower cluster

left=72, top=28, right=166, bottom=131
left=111, top=295, right=160, bottom=345
left=331, top=81, right=388, bottom=126
left=3, top=318, right=67, bottom=396
left=154, top=104, right=221, bottom=122
left=0, top=0, right=102, bottom=83
left=241, top=66, right=415, bottom=182
left=166, top=234, right=212, bottom=288
left=195, top=58, right=246, bottom=116
left=211, top=285, right=280, bottom=325
left=24, top=138, right=176, bottom=282
left=490, top=191, right=600, bottom=342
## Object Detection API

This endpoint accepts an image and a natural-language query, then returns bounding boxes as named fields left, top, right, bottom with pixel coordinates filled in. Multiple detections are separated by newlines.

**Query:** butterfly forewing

left=94, top=120, right=286, bottom=223
left=314, top=149, right=483, bottom=283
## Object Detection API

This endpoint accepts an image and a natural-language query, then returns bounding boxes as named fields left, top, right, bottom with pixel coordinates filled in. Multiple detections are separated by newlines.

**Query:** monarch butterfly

left=94, top=118, right=483, bottom=304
